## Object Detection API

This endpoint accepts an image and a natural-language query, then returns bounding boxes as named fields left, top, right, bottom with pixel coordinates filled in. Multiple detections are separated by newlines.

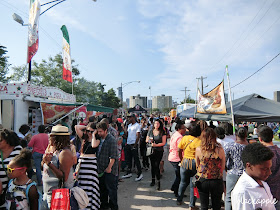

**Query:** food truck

left=0, top=82, right=77, bottom=134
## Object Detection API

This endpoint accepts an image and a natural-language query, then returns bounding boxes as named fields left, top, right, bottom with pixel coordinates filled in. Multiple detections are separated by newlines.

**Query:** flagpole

left=72, top=81, right=73, bottom=95
left=226, top=65, right=235, bottom=134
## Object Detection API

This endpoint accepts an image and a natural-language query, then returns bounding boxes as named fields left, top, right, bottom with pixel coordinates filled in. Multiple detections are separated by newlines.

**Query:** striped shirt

left=0, top=145, right=22, bottom=209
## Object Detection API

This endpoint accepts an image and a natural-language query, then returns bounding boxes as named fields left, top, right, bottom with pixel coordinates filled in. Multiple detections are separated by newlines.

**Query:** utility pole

left=196, top=76, right=207, bottom=94
left=180, top=87, right=190, bottom=103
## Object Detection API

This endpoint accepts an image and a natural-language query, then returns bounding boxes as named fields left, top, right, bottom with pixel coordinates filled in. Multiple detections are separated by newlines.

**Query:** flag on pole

left=197, top=81, right=227, bottom=114
left=27, top=0, right=40, bottom=63
left=61, top=25, right=72, bottom=83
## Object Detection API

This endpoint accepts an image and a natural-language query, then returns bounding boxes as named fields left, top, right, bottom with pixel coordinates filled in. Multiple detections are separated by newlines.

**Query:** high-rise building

left=152, top=94, right=172, bottom=110
left=274, top=91, right=280, bottom=102
left=147, top=99, right=152, bottom=109
left=126, top=98, right=130, bottom=108
left=129, top=94, right=147, bottom=108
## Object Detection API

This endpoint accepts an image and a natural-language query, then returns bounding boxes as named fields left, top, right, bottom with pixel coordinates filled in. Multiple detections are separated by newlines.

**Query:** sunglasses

left=86, top=130, right=94, bottom=134
left=7, top=166, right=27, bottom=174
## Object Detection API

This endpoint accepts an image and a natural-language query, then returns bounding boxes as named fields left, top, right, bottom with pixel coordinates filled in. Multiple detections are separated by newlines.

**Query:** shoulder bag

left=146, top=142, right=154, bottom=156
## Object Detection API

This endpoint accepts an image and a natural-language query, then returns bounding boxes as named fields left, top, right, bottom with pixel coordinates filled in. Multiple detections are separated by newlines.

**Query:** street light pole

left=119, top=80, right=140, bottom=108
left=12, top=0, right=97, bottom=83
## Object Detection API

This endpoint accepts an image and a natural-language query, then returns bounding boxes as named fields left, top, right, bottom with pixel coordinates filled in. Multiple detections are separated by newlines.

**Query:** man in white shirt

left=232, top=143, right=276, bottom=210
left=122, top=114, right=143, bottom=181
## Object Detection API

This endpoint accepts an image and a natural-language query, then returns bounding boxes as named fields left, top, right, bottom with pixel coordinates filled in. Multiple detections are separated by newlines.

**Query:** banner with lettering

left=60, top=25, right=72, bottom=83
left=27, top=0, right=40, bottom=63
left=41, top=103, right=87, bottom=124
left=197, top=81, right=227, bottom=114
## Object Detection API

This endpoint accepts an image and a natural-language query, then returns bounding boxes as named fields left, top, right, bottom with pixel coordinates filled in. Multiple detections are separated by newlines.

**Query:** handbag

left=146, top=143, right=154, bottom=156
left=0, top=150, right=8, bottom=206
left=50, top=188, right=70, bottom=210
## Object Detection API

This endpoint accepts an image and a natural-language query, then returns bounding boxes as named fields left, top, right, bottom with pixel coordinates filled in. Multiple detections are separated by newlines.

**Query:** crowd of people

left=0, top=114, right=280, bottom=210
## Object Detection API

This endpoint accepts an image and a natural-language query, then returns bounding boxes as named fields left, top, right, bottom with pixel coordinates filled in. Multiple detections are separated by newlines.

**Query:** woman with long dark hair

left=146, top=119, right=166, bottom=190
left=75, top=122, right=100, bottom=209
left=195, top=127, right=225, bottom=210
left=41, top=125, right=76, bottom=209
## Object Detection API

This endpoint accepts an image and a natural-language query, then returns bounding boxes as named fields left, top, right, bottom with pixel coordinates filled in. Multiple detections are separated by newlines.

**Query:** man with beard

left=97, top=121, right=119, bottom=210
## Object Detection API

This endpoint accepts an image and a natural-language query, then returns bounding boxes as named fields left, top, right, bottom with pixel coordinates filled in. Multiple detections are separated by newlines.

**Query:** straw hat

left=50, top=125, right=70, bottom=136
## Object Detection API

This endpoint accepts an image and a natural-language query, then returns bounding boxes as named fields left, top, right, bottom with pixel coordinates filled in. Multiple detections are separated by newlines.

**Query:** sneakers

left=121, top=173, right=132, bottom=179
left=135, top=173, right=143, bottom=181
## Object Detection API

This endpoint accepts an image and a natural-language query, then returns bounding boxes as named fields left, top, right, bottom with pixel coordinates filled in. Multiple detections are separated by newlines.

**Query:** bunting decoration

left=61, top=25, right=72, bottom=83
left=27, top=0, right=40, bottom=63
left=197, top=81, right=227, bottom=114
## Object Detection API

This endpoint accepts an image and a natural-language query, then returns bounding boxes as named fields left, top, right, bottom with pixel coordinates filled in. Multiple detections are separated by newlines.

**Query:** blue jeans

left=33, top=152, right=43, bottom=185
left=99, top=172, right=118, bottom=210
left=170, top=161, right=180, bottom=195
left=177, top=159, right=197, bottom=207
left=225, top=173, right=240, bottom=210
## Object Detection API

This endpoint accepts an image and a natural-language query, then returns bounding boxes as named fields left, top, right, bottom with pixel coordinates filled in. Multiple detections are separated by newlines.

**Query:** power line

left=226, top=0, right=280, bottom=66
left=207, top=0, right=269, bottom=73
left=229, top=52, right=280, bottom=89
left=228, top=12, right=280, bottom=67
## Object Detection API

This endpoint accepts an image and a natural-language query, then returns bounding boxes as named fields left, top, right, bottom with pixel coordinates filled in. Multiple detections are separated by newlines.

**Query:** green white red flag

left=27, top=0, right=40, bottom=63
left=60, top=25, right=72, bottom=83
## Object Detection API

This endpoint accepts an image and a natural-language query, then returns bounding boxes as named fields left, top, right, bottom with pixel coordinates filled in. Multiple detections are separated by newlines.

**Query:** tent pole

left=194, top=79, right=199, bottom=119
left=226, top=65, right=235, bottom=134
left=45, top=103, right=88, bottom=128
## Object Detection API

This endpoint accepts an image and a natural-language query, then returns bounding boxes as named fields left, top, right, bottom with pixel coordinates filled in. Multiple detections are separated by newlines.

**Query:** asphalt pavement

left=118, top=150, right=201, bottom=210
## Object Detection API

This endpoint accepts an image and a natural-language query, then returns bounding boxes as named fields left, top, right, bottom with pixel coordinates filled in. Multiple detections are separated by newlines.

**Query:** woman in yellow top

left=176, top=121, right=201, bottom=209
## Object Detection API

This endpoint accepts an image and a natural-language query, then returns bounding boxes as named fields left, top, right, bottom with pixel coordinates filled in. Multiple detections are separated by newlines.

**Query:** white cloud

left=137, top=0, right=280, bottom=100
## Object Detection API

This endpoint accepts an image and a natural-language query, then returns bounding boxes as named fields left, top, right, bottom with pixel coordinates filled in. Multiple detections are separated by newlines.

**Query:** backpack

left=8, top=179, right=42, bottom=209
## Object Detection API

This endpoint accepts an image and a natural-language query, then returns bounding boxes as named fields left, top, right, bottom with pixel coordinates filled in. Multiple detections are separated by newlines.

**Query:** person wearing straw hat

left=41, top=125, right=76, bottom=209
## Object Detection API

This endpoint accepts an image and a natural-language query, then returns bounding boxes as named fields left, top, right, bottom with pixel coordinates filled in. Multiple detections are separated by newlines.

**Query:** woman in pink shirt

left=28, top=125, right=49, bottom=186
left=168, top=120, right=186, bottom=197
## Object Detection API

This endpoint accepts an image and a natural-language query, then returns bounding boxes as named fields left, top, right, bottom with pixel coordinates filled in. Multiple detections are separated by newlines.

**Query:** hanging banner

left=197, top=81, right=227, bottom=114
left=27, top=0, right=41, bottom=63
left=41, top=103, right=87, bottom=124
left=60, top=25, right=72, bottom=83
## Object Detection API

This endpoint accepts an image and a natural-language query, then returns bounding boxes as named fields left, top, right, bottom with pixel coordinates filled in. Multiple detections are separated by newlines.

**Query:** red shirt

left=28, top=133, right=49, bottom=154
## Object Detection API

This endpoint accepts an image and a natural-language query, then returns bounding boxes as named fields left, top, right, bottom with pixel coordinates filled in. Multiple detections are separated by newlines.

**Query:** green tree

left=74, top=77, right=99, bottom=104
left=152, top=108, right=160, bottom=112
left=10, top=54, right=80, bottom=93
left=10, top=54, right=121, bottom=108
left=181, top=97, right=196, bottom=104
left=96, top=83, right=120, bottom=108
left=0, top=45, right=9, bottom=82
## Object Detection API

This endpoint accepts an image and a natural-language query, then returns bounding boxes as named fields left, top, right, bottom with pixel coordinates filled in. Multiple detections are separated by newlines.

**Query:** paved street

left=118, top=150, right=201, bottom=210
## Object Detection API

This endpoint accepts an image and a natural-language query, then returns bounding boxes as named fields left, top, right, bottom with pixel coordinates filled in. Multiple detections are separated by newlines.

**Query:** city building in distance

left=152, top=94, right=172, bottom=110
left=129, top=94, right=147, bottom=108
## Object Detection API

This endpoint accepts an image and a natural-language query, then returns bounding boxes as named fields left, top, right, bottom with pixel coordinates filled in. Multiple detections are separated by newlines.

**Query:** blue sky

left=1, top=0, right=280, bottom=104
